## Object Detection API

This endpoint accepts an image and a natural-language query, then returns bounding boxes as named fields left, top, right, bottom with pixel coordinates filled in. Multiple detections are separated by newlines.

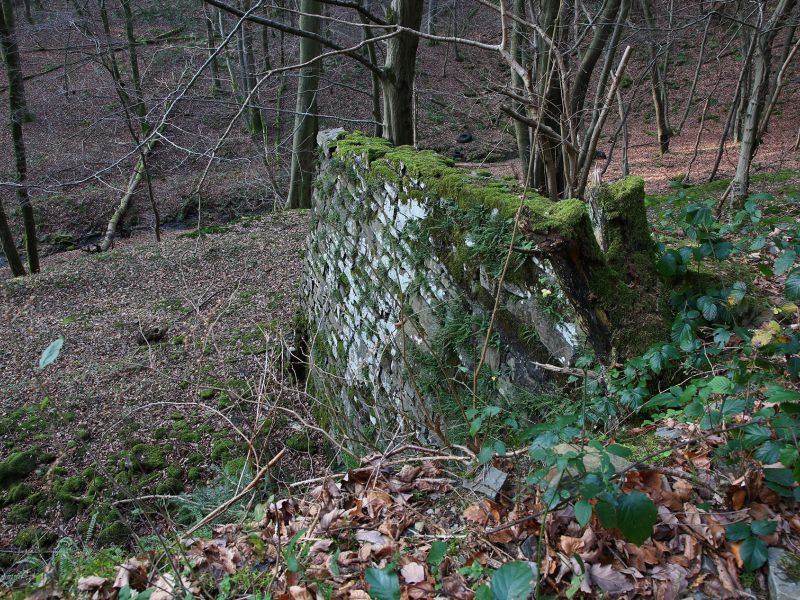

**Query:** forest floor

left=0, top=211, right=330, bottom=564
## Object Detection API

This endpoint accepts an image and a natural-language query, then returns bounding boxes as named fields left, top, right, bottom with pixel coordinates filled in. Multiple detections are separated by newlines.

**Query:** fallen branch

left=185, top=447, right=286, bottom=536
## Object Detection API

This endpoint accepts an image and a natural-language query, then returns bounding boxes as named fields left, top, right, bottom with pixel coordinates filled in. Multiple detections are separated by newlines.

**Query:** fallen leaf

left=400, top=562, right=426, bottom=584
left=77, top=577, right=107, bottom=591
left=589, top=564, right=634, bottom=594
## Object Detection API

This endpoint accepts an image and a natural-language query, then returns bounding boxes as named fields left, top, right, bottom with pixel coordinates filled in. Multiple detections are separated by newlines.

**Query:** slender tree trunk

left=120, top=0, right=149, bottom=136
left=260, top=20, right=271, bottom=71
left=204, top=4, right=222, bottom=94
left=382, top=0, right=423, bottom=146
left=731, top=0, right=797, bottom=207
left=640, top=0, right=670, bottom=154
left=287, top=0, right=321, bottom=209
left=0, top=0, right=38, bottom=273
left=0, top=197, right=25, bottom=276
left=360, top=0, right=383, bottom=137
left=511, top=0, right=530, bottom=178
left=240, top=0, right=263, bottom=138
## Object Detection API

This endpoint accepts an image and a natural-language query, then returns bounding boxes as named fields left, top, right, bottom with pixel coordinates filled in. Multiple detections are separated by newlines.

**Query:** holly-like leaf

left=365, top=567, right=401, bottom=600
left=617, top=492, right=657, bottom=546
left=38, top=337, right=64, bottom=369
left=574, top=500, right=592, bottom=528
left=490, top=561, right=534, bottom=600
left=739, top=537, right=769, bottom=571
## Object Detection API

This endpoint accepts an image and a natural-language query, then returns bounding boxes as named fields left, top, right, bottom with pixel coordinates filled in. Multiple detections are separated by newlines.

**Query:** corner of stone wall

left=299, top=131, right=582, bottom=444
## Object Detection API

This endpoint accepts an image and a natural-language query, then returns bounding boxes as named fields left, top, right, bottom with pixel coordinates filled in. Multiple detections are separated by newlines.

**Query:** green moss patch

left=129, top=444, right=166, bottom=472
left=0, top=449, right=39, bottom=487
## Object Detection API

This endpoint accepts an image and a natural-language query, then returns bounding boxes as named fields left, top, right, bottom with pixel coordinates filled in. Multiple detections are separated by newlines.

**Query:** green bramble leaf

left=617, top=492, right=657, bottom=546
left=740, top=537, right=769, bottom=572
left=725, top=521, right=751, bottom=542
left=574, top=500, right=592, bottom=528
left=365, top=566, right=401, bottom=600
left=490, top=561, right=534, bottom=600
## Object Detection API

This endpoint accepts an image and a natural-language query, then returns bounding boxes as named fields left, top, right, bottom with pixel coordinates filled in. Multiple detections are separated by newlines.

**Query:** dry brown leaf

left=400, top=562, right=426, bottom=584
left=289, top=586, right=313, bottom=600
left=76, top=577, right=107, bottom=592
left=589, top=564, right=635, bottom=594
left=463, top=499, right=501, bottom=526
left=673, top=479, right=693, bottom=501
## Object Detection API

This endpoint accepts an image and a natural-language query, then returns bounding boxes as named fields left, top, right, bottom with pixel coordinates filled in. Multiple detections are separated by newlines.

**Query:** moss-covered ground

left=0, top=212, right=325, bottom=568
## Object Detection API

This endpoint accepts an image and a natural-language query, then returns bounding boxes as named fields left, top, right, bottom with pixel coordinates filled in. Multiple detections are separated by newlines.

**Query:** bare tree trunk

left=204, top=3, right=222, bottom=94
left=640, top=0, right=670, bottom=154
left=360, top=0, right=382, bottom=137
left=121, top=0, right=149, bottom=135
left=425, top=0, right=437, bottom=37
left=0, top=0, right=38, bottom=273
left=287, top=0, right=321, bottom=209
left=731, top=0, right=797, bottom=207
left=0, top=197, right=25, bottom=276
left=239, top=0, right=264, bottom=138
left=382, top=0, right=423, bottom=146
left=511, top=0, right=530, bottom=177
left=260, top=19, right=271, bottom=71
left=677, top=15, right=710, bottom=135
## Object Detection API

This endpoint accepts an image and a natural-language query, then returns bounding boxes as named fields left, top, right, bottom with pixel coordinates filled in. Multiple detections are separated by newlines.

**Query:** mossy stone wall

left=300, top=131, right=579, bottom=442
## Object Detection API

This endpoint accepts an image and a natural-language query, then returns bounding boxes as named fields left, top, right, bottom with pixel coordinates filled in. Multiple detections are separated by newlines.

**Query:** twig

left=185, top=447, right=286, bottom=536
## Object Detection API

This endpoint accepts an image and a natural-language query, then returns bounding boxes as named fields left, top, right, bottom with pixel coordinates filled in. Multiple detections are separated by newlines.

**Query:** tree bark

left=287, top=0, right=322, bottom=209
left=0, top=196, right=25, bottom=276
left=0, top=0, right=38, bottom=273
left=731, top=0, right=797, bottom=207
left=510, top=0, right=531, bottom=179
left=640, top=0, right=670, bottom=154
left=121, top=0, right=149, bottom=135
left=382, top=0, right=423, bottom=146
left=204, top=3, right=222, bottom=94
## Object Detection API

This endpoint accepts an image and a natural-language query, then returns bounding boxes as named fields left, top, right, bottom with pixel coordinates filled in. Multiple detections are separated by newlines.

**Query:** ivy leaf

left=38, top=337, right=64, bottom=370
left=365, top=567, right=401, bottom=600
left=490, top=561, right=534, bottom=600
left=617, top=492, right=657, bottom=546
left=575, top=500, right=592, bottom=528
left=739, top=537, right=769, bottom=571
left=725, top=522, right=751, bottom=542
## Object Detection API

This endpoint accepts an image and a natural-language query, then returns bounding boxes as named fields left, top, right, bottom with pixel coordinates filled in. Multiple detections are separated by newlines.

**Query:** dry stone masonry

left=299, top=130, right=584, bottom=443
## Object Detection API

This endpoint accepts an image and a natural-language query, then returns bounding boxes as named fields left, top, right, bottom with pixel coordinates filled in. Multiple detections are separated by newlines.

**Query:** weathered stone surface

left=768, top=548, right=800, bottom=600
left=300, top=131, right=580, bottom=441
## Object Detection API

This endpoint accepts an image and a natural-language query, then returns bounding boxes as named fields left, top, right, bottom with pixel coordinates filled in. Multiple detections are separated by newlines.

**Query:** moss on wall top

left=331, top=132, right=588, bottom=241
